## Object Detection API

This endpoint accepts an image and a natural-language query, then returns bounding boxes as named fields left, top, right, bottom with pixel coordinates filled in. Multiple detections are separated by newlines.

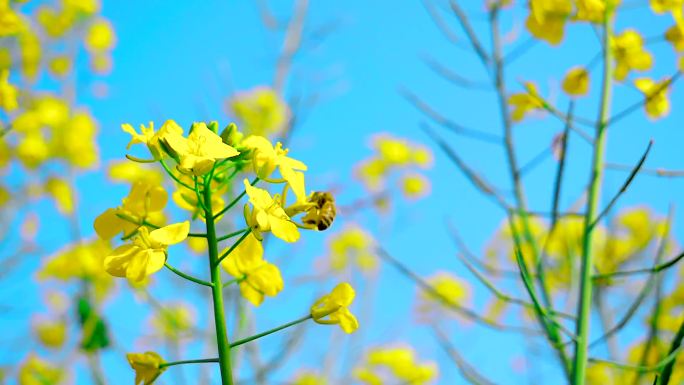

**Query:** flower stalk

left=572, top=8, right=615, bottom=385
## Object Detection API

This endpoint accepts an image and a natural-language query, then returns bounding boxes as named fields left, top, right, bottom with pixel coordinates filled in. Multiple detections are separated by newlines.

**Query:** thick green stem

left=573, top=10, right=614, bottom=385
left=204, top=180, right=234, bottom=385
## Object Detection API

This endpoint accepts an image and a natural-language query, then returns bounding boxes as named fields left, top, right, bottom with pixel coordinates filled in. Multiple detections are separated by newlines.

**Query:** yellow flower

left=574, top=0, right=607, bottom=23
left=18, top=355, right=63, bottom=385
left=126, top=351, right=166, bottom=385
left=508, top=82, right=544, bottom=122
left=107, top=161, right=164, bottom=185
left=243, top=179, right=300, bottom=243
left=651, top=0, right=684, bottom=25
left=634, top=77, right=671, bottom=119
left=48, top=56, right=72, bottom=77
left=665, top=24, right=684, bottom=51
left=310, top=282, right=359, bottom=333
left=611, top=29, right=653, bottom=81
left=85, top=18, right=116, bottom=53
left=562, top=67, right=590, bottom=97
left=230, top=87, right=290, bottom=137
left=418, top=272, right=470, bottom=311
left=44, top=177, right=74, bottom=215
left=19, top=32, right=41, bottom=79
left=0, top=69, right=17, bottom=111
left=373, top=134, right=433, bottom=168
left=242, top=135, right=308, bottom=202
left=94, top=182, right=168, bottom=239
left=104, top=222, right=189, bottom=282
left=353, top=368, right=383, bottom=385
left=221, top=233, right=284, bottom=306
left=355, top=158, right=389, bottom=191
left=401, top=173, right=431, bottom=200
left=149, top=303, right=195, bottom=341
left=525, top=0, right=572, bottom=45
left=163, top=122, right=240, bottom=175
left=122, top=120, right=183, bottom=160
left=364, top=346, right=439, bottom=384
left=328, top=225, right=377, bottom=273
left=38, top=240, right=114, bottom=300
left=0, top=5, right=23, bottom=37
left=292, top=372, right=328, bottom=385
left=34, top=320, right=67, bottom=349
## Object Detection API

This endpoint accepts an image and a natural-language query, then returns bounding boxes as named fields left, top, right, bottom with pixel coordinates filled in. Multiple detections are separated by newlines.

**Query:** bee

left=302, top=191, right=336, bottom=231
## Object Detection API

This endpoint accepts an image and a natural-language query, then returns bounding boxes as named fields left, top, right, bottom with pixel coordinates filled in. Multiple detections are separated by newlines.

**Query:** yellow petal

left=150, top=221, right=190, bottom=245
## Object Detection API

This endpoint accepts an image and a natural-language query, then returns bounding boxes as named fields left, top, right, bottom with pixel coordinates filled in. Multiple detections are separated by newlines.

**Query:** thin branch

left=377, top=247, right=542, bottom=335
left=605, top=163, right=684, bottom=178
left=607, top=71, right=681, bottom=127
left=421, top=123, right=510, bottom=210
left=401, top=88, right=502, bottom=143
left=590, top=140, right=653, bottom=229
left=433, top=326, right=497, bottom=385
left=448, top=0, right=491, bottom=66
left=273, top=0, right=309, bottom=94
left=164, top=263, right=213, bottom=288
left=422, top=54, right=490, bottom=90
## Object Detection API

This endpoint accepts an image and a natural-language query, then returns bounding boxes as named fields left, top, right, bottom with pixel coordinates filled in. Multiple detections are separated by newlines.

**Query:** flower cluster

left=353, top=346, right=438, bottom=385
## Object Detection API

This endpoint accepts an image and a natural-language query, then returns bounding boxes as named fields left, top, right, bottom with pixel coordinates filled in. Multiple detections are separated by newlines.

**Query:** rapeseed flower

left=221, top=233, right=284, bottom=306
left=126, top=351, right=166, bottom=385
left=243, top=179, right=299, bottom=242
left=104, top=221, right=189, bottom=282
left=163, top=122, right=240, bottom=175
left=310, top=282, right=359, bottom=333
left=94, top=182, right=167, bottom=239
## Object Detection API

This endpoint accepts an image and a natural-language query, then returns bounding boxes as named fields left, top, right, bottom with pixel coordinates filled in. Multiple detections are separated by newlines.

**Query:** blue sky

left=3, top=1, right=684, bottom=384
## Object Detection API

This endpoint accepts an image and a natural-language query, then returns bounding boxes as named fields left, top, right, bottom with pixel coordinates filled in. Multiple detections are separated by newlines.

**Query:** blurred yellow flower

left=107, top=161, right=164, bottom=185
left=38, top=240, right=114, bottom=300
left=48, top=56, right=72, bottom=77
left=173, top=180, right=225, bottom=220
left=122, top=120, right=183, bottom=161
left=508, top=83, right=544, bottom=122
left=242, top=135, right=308, bottom=202
left=562, top=67, right=590, bottom=96
left=651, top=0, right=684, bottom=26
left=665, top=24, right=684, bottom=51
left=85, top=18, right=116, bottom=53
left=164, top=122, right=240, bottom=175
left=611, top=30, right=653, bottom=81
left=34, top=320, right=67, bottom=349
left=94, top=182, right=168, bottom=239
left=401, top=173, right=431, bottom=200
left=230, top=87, right=290, bottom=137
left=418, top=272, right=470, bottom=311
left=292, top=372, right=328, bottom=385
left=526, top=0, right=572, bottom=45
left=328, top=225, right=377, bottom=273
left=310, top=282, right=359, bottom=333
left=149, top=303, right=195, bottom=341
left=634, top=77, right=671, bottom=119
left=574, top=0, right=608, bottom=23
left=44, top=177, right=74, bottom=215
left=0, top=4, right=24, bottom=37
left=354, top=368, right=383, bottom=385
left=104, top=221, right=189, bottom=282
left=126, top=351, right=165, bottom=385
left=221, top=233, right=284, bottom=306
left=0, top=69, right=17, bottom=111
left=18, top=355, right=62, bottom=385
left=243, top=179, right=300, bottom=243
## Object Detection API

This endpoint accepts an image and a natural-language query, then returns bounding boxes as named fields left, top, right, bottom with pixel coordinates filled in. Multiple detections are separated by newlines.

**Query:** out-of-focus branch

left=446, top=220, right=520, bottom=278
left=421, top=123, right=510, bottom=210
left=605, top=163, right=684, bottom=178
left=433, top=326, right=497, bottom=385
left=448, top=0, right=491, bottom=67
left=401, top=88, right=502, bottom=143
left=421, top=54, right=490, bottom=90
left=377, top=247, right=543, bottom=335
left=273, top=0, right=309, bottom=94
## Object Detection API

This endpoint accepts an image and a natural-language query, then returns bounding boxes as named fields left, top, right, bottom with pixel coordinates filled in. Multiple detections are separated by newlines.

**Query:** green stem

left=213, top=178, right=259, bottom=220
left=204, top=181, right=234, bottom=385
left=216, top=230, right=252, bottom=267
left=164, top=262, right=213, bottom=287
left=160, top=358, right=219, bottom=369
left=159, top=159, right=194, bottom=190
left=230, top=315, right=312, bottom=349
left=573, top=9, right=614, bottom=385
left=217, top=228, right=248, bottom=243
